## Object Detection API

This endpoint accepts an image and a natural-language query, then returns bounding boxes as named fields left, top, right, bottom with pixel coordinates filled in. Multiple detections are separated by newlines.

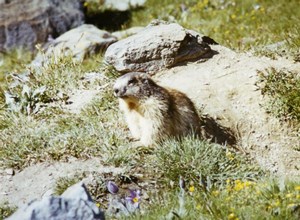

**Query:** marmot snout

left=113, top=72, right=202, bottom=146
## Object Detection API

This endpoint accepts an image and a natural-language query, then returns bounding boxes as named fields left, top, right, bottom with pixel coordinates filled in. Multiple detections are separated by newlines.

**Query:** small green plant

left=257, top=67, right=300, bottom=126
left=5, top=85, right=48, bottom=115
left=0, top=202, right=16, bottom=220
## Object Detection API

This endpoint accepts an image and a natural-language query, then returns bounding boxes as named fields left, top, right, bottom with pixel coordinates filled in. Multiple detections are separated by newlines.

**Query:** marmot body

left=113, top=72, right=202, bottom=146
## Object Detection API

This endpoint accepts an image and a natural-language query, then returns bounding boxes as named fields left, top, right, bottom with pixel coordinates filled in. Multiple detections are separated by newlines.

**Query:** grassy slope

left=130, top=0, right=300, bottom=53
left=0, top=0, right=300, bottom=219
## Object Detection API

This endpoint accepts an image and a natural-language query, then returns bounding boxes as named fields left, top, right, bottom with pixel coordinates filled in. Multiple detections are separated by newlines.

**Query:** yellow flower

left=212, top=190, right=220, bottom=196
left=286, top=193, right=293, bottom=198
left=233, top=180, right=244, bottom=191
left=196, top=204, right=201, bottom=210
left=295, top=186, right=300, bottom=190
left=234, top=184, right=243, bottom=191
left=287, top=203, right=296, bottom=208
left=96, top=203, right=100, bottom=207
left=273, top=200, right=280, bottom=207
left=228, top=213, right=239, bottom=220
left=189, top=185, right=195, bottom=193
left=244, top=181, right=252, bottom=187
left=231, top=14, right=236, bottom=20
left=226, top=152, right=234, bottom=160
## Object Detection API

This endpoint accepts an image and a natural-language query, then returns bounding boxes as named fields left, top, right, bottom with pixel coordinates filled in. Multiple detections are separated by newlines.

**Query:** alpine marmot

left=113, top=72, right=202, bottom=146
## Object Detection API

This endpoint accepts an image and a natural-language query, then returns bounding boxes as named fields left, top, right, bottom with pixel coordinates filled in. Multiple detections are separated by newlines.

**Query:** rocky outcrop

left=6, top=182, right=105, bottom=220
left=0, top=0, right=84, bottom=52
left=104, top=21, right=215, bottom=74
left=32, top=24, right=117, bottom=67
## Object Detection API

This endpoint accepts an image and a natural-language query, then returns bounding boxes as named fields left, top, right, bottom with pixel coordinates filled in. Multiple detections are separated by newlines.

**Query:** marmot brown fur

left=113, top=72, right=202, bottom=146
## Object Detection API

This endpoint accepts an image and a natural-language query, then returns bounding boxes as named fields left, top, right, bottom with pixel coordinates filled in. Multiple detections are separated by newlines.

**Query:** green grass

left=0, top=90, right=136, bottom=169
left=0, top=49, right=33, bottom=84
left=129, top=0, right=300, bottom=54
left=0, top=55, right=136, bottom=169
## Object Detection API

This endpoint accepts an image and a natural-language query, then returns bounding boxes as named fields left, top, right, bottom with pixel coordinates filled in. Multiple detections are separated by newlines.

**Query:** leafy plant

left=5, top=85, right=48, bottom=115
left=257, top=67, right=300, bottom=125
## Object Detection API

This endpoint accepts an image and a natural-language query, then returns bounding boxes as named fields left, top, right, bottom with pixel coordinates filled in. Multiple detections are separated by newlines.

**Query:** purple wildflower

left=125, top=189, right=141, bottom=209
left=107, top=181, right=119, bottom=194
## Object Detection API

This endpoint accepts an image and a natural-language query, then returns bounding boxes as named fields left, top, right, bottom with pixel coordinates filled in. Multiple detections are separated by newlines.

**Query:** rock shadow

left=199, top=114, right=237, bottom=147
left=85, top=10, right=132, bottom=31
left=172, top=36, right=219, bottom=68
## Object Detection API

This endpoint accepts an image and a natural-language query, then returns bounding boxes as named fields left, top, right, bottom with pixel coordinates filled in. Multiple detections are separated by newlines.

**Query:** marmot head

left=113, top=72, right=156, bottom=100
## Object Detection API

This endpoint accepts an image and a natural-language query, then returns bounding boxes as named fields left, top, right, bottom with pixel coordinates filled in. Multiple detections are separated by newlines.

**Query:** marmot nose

left=114, top=88, right=119, bottom=96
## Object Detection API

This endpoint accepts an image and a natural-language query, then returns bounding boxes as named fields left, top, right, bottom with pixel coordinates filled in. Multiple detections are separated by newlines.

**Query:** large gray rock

left=0, top=0, right=84, bottom=52
left=104, top=21, right=215, bottom=73
left=32, top=24, right=117, bottom=67
left=6, top=182, right=105, bottom=220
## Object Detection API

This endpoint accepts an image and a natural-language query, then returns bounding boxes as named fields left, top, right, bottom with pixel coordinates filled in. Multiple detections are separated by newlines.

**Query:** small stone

left=5, top=168, right=14, bottom=176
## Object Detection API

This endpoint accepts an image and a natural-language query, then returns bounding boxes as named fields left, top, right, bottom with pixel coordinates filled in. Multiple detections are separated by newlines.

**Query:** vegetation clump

left=258, top=67, right=300, bottom=127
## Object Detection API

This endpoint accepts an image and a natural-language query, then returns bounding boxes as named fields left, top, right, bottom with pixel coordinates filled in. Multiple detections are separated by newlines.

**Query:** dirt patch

left=156, top=45, right=300, bottom=178
left=0, top=158, right=124, bottom=207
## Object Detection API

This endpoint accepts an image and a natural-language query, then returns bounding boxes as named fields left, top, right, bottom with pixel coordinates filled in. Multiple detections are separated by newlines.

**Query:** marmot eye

left=128, top=79, right=137, bottom=85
